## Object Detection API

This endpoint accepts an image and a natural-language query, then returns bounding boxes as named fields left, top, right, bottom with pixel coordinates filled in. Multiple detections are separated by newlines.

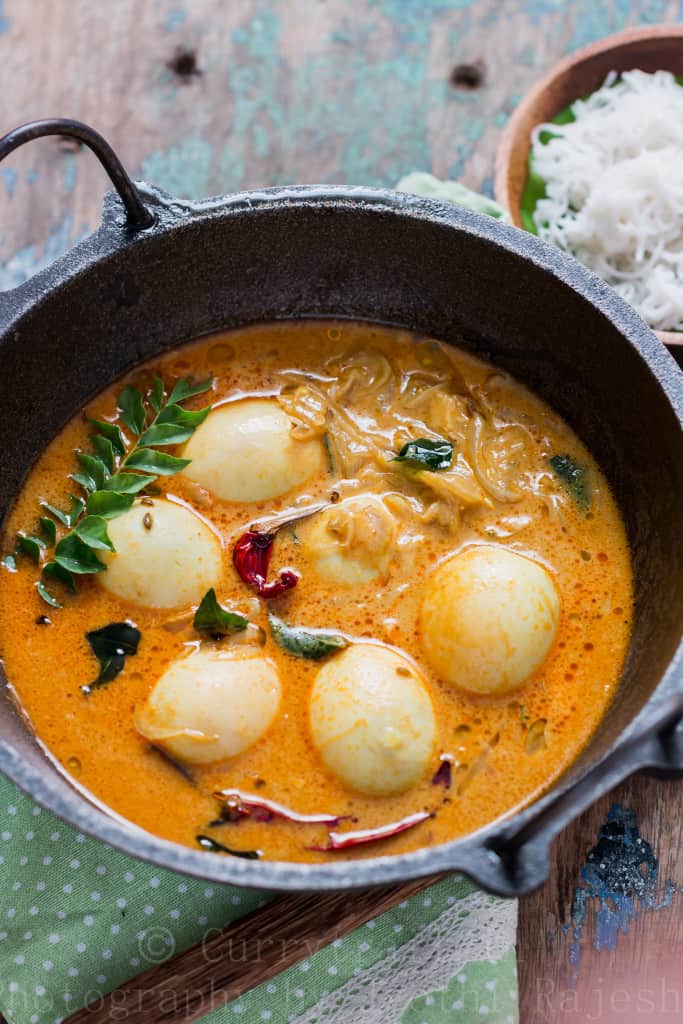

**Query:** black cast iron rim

left=0, top=122, right=681, bottom=896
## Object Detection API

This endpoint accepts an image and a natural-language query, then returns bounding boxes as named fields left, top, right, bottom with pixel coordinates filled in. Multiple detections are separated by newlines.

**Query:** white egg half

left=309, top=644, right=436, bottom=796
left=100, top=499, right=222, bottom=609
left=300, top=495, right=396, bottom=586
left=135, top=647, right=281, bottom=764
left=181, top=397, right=325, bottom=502
left=420, top=545, right=560, bottom=695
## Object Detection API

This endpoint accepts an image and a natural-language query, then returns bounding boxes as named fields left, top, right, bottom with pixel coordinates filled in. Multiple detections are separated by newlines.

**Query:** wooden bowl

left=494, top=24, right=683, bottom=348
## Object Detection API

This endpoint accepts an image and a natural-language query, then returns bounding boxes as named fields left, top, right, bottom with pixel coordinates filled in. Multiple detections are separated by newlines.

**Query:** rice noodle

left=532, top=69, right=683, bottom=331
left=278, top=342, right=562, bottom=533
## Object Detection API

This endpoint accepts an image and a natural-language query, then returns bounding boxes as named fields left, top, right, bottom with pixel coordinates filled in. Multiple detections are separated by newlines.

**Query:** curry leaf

left=39, top=516, right=57, bottom=545
left=43, top=495, right=85, bottom=528
left=196, top=834, right=260, bottom=859
left=549, top=453, right=590, bottom=511
left=17, top=534, right=45, bottom=564
left=101, top=473, right=154, bottom=494
left=91, top=434, right=116, bottom=473
left=193, top=589, right=248, bottom=636
left=68, top=496, right=87, bottom=524
left=393, top=437, right=453, bottom=471
left=36, top=580, right=61, bottom=609
left=72, top=472, right=96, bottom=493
left=83, top=621, right=141, bottom=695
left=168, top=377, right=213, bottom=405
left=86, top=491, right=135, bottom=519
left=43, top=561, right=77, bottom=592
left=74, top=516, right=115, bottom=551
left=41, top=501, right=72, bottom=528
left=125, top=449, right=191, bottom=475
left=157, top=403, right=211, bottom=429
left=149, top=376, right=165, bottom=414
left=117, top=385, right=146, bottom=436
left=76, top=453, right=109, bottom=492
left=269, top=613, right=348, bottom=660
left=54, top=534, right=107, bottom=574
left=137, top=422, right=195, bottom=447
left=139, top=404, right=211, bottom=447
left=88, top=419, right=126, bottom=456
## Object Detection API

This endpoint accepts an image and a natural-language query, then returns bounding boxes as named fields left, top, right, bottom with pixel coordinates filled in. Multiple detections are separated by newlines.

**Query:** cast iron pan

left=0, top=120, right=681, bottom=897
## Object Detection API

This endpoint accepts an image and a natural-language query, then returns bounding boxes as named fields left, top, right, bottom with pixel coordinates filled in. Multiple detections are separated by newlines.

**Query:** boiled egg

left=300, top=495, right=396, bottom=586
left=309, top=644, right=436, bottom=796
left=135, top=646, right=281, bottom=764
left=181, top=397, right=325, bottom=502
left=420, top=545, right=560, bottom=695
left=100, top=499, right=222, bottom=609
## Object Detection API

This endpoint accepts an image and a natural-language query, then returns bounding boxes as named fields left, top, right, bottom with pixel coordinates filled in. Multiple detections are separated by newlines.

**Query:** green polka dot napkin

left=0, top=177, right=517, bottom=1024
left=0, top=777, right=517, bottom=1024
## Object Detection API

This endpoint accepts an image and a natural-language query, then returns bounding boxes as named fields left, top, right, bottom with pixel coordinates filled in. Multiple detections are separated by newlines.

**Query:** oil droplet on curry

left=0, top=322, right=633, bottom=861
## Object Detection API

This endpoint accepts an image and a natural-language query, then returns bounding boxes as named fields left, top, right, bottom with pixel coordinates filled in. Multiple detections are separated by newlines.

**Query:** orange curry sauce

left=0, top=322, right=632, bottom=862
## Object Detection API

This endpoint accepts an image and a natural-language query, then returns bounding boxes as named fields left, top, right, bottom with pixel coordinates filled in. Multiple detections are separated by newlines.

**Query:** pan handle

left=0, top=118, right=153, bottom=228
left=482, top=692, right=683, bottom=895
left=0, top=118, right=154, bottom=328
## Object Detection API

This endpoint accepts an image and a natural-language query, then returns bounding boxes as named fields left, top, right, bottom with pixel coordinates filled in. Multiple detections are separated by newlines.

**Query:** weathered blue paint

left=568, top=0, right=668, bottom=47
left=62, top=153, right=77, bottom=194
left=221, top=10, right=283, bottom=189
left=0, top=2, right=9, bottom=34
left=251, top=122, right=271, bottom=160
left=336, top=56, right=440, bottom=185
left=165, top=7, right=187, bottom=31
left=0, top=215, right=91, bottom=291
left=656, top=880, right=677, bottom=910
left=566, top=805, right=678, bottom=979
left=527, top=0, right=570, bottom=28
left=141, top=137, right=214, bottom=199
left=643, top=0, right=673, bottom=21
left=1, top=167, right=17, bottom=199
left=370, top=0, right=472, bottom=30
left=329, top=29, right=353, bottom=44
left=519, top=43, right=536, bottom=67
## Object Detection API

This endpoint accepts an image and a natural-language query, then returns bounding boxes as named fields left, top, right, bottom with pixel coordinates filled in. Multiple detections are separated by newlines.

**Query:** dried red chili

left=214, top=788, right=345, bottom=826
left=232, top=530, right=298, bottom=599
left=307, top=811, right=431, bottom=852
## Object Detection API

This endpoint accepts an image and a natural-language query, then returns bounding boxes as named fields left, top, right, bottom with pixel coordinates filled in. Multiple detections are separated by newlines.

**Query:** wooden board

left=0, top=1, right=680, bottom=1020
left=518, top=775, right=683, bottom=1023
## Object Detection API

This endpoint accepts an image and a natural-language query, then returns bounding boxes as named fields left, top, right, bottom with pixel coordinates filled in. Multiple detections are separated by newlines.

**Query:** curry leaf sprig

left=9, top=375, right=214, bottom=608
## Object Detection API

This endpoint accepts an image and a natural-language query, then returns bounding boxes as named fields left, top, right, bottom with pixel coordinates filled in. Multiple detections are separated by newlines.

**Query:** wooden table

left=1, top=2, right=681, bottom=1021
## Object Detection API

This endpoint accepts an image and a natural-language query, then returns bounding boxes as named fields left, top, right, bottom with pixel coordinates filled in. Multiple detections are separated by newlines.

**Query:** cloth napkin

left=0, top=176, right=517, bottom=1024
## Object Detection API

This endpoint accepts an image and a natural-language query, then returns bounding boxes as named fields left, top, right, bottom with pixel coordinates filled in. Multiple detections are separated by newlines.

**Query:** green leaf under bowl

left=520, top=103, right=576, bottom=235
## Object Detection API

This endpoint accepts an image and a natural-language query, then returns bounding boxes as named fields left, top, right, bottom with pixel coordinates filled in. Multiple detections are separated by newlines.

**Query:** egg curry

left=0, top=322, right=633, bottom=861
